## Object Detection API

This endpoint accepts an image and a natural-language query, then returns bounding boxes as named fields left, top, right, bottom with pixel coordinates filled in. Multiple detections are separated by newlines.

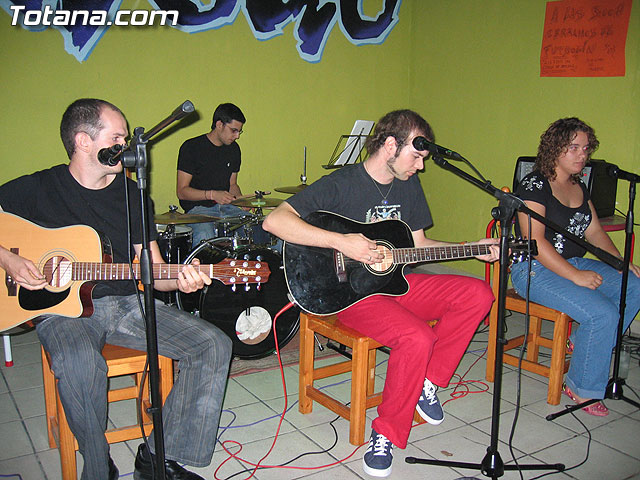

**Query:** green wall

left=1, top=1, right=638, bottom=278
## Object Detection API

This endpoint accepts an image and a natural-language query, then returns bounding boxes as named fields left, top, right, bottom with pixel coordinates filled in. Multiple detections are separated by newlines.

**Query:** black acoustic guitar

left=283, top=211, right=535, bottom=315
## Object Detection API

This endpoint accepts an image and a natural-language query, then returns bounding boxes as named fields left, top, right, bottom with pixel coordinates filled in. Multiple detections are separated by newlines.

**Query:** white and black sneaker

left=362, top=428, right=393, bottom=477
left=416, top=378, right=444, bottom=425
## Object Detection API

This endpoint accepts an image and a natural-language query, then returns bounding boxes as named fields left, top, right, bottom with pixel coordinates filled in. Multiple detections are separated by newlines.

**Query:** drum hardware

left=275, top=146, right=308, bottom=194
left=230, top=191, right=284, bottom=209
left=155, top=205, right=219, bottom=225
left=177, top=239, right=299, bottom=359
left=155, top=223, right=193, bottom=305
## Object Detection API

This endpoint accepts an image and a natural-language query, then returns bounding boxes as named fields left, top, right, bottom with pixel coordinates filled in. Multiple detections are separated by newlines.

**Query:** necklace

left=364, top=164, right=394, bottom=205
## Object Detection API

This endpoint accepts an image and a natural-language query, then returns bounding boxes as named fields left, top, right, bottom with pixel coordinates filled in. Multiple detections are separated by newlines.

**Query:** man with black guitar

left=0, top=99, right=232, bottom=480
left=263, top=109, right=499, bottom=477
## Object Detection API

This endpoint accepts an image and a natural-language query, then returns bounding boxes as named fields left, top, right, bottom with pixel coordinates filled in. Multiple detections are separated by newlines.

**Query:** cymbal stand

left=547, top=174, right=640, bottom=421
left=301, top=146, right=307, bottom=186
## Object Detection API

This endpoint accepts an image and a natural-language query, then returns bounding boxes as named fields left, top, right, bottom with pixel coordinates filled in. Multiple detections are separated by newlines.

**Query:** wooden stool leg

left=527, top=316, right=542, bottom=363
left=366, top=347, right=377, bottom=396
left=547, top=315, right=570, bottom=405
left=41, top=349, right=58, bottom=449
left=56, top=388, right=78, bottom=480
left=349, top=337, right=369, bottom=445
left=299, top=313, right=314, bottom=414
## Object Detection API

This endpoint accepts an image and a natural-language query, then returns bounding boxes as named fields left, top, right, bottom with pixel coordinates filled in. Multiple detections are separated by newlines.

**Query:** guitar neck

left=70, top=263, right=214, bottom=281
left=393, top=243, right=492, bottom=265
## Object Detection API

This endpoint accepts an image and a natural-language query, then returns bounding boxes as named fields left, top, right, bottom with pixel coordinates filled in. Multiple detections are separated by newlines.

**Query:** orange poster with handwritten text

left=540, top=0, right=632, bottom=77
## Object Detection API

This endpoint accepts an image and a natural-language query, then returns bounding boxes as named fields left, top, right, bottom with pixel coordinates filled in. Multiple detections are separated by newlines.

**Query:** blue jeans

left=510, top=257, right=640, bottom=399
left=187, top=204, right=246, bottom=247
left=36, top=295, right=232, bottom=480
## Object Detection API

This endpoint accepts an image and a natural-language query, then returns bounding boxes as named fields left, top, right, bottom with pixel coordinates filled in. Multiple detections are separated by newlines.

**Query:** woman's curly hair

left=535, top=117, right=599, bottom=183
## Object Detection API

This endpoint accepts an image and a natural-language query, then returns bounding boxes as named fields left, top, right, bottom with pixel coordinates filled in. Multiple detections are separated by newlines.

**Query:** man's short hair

left=60, top=98, right=124, bottom=159
left=211, top=103, right=246, bottom=129
left=365, top=109, right=434, bottom=157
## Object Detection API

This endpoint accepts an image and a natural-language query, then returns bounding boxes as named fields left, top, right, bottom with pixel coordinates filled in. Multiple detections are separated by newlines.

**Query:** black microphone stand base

left=406, top=448, right=565, bottom=480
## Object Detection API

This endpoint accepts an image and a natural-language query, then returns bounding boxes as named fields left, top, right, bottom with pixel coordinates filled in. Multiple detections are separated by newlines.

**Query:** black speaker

left=513, top=156, right=617, bottom=218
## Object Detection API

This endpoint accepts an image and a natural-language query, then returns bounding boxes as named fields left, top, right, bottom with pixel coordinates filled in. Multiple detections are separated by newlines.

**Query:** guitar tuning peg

left=231, top=284, right=237, bottom=292
left=256, top=282, right=261, bottom=291
left=245, top=283, right=250, bottom=292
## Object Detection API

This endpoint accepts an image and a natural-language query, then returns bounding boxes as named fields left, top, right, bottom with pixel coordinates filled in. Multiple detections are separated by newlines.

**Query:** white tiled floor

left=1, top=306, right=639, bottom=479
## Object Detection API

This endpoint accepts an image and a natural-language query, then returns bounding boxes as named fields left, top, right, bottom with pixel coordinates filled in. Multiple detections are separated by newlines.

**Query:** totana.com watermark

left=9, top=4, right=178, bottom=27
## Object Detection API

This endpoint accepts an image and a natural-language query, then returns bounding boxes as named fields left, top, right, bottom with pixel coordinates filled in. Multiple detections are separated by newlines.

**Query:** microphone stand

left=547, top=176, right=640, bottom=421
left=120, top=100, right=195, bottom=480
left=405, top=155, right=623, bottom=478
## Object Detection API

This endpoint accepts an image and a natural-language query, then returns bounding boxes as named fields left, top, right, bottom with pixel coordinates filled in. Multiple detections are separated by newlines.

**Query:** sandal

left=566, top=338, right=574, bottom=354
left=562, top=383, right=609, bottom=417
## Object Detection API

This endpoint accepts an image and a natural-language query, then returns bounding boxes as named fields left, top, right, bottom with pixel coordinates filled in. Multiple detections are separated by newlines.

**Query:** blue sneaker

left=362, top=428, right=393, bottom=477
left=416, top=378, right=444, bottom=425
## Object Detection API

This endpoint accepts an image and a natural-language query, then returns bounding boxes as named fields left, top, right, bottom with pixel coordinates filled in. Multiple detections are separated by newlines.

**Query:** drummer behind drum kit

left=154, top=190, right=300, bottom=360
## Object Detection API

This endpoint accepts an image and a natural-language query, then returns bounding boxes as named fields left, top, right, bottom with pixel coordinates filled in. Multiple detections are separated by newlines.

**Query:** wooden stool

left=299, top=312, right=424, bottom=446
left=485, top=261, right=572, bottom=405
left=42, top=344, right=174, bottom=480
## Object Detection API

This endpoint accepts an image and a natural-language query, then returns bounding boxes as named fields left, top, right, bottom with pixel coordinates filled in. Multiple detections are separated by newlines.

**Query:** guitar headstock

left=214, top=258, right=271, bottom=286
left=508, top=237, right=538, bottom=262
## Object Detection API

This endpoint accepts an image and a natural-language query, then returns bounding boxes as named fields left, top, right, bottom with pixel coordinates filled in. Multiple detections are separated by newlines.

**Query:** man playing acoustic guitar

left=263, top=109, right=499, bottom=478
left=0, top=99, right=232, bottom=480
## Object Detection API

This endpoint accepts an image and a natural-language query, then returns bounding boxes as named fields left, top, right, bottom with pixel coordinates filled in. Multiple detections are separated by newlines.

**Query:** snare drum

left=156, top=224, right=193, bottom=264
left=177, top=239, right=299, bottom=359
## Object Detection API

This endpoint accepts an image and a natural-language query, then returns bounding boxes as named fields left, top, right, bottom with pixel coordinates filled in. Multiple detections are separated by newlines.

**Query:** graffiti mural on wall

left=1, top=0, right=402, bottom=63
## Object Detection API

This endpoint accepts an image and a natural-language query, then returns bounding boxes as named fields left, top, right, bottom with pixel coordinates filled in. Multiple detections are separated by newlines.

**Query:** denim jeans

left=36, top=295, right=232, bottom=480
left=187, top=204, right=246, bottom=247
left=510, top=257, right=640, bottom=399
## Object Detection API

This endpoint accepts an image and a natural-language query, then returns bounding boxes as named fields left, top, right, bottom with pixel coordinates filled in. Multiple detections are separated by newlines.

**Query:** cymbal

left=231, top=197, right=284, bottom=208
left=154, top=211, right=218, bottom=225
left=275, top=184, right=307, bottom=194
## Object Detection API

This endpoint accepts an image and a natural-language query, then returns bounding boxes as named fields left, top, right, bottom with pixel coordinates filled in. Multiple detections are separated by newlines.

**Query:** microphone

left=607, top=164, right=640, bottom=183
left=98, top=144, right=125, bottom=166
left=412, top=136, right=464, bottom=161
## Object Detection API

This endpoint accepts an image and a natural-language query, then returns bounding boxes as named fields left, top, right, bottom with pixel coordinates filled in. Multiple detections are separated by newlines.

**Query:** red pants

left=337, top=273, right=494, bottom=448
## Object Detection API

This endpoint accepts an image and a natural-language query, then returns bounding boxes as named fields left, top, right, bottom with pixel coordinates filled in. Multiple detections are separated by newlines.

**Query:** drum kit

left=154, top=188, right=301, bottom=359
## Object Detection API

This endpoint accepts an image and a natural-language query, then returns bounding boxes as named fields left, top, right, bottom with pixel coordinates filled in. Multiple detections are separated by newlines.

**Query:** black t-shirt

left=515, top=170, right=591, bottom=259
left=0, top=164, right=157, bottom=297
left=177, top=134, right=241, bottom=212
left=287, top=163, right=433, bottom=232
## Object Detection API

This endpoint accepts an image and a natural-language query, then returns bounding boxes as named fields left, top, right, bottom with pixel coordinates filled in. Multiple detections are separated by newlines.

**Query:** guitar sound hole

left=43, top=256, right=73, bottom=288
left=369, top=245, right=393, bottom=274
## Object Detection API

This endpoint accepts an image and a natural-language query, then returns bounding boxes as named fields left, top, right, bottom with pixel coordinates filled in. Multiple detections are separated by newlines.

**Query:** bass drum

left=177, top=239, right=299, bottom=359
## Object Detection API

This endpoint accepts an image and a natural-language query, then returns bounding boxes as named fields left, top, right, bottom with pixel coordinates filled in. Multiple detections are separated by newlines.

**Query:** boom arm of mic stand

left=433, top=157, right=623, bottom=270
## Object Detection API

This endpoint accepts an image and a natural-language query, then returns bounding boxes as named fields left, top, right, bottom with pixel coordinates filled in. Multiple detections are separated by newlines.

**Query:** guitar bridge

left=334, top=251, right=347, bottom=283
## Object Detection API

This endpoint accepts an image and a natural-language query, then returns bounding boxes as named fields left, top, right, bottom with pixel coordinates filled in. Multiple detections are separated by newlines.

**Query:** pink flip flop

left=562, top=384, right=609, bottom=417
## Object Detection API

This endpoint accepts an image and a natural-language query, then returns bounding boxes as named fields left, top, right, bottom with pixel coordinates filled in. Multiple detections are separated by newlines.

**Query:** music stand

left=323, top=119, right=374, bottom=169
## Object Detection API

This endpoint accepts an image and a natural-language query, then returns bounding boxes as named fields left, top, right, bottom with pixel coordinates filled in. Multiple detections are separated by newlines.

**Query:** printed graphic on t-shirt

left=366, top=203, right=401, bottom=223
left=553, top=211, right=590, bottom=254
left=522, top=174, right=544, bottom=192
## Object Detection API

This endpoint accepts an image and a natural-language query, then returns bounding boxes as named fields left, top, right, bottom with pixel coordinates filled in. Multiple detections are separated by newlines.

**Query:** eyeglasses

left=226, top=124, right=243, bottom=135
